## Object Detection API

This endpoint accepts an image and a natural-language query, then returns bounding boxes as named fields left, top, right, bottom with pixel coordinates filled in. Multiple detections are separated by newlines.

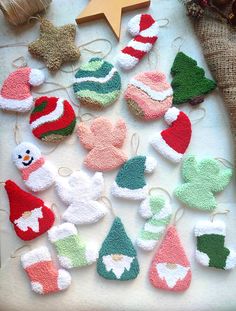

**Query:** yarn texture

left=171, top=52, right=217, bottom=105
left=30, top=96, right=76, bottom=143
left=174, top=155, right=233, bottom=211
left=149, top=225, right=191, bottom=291
left=73, top=58, right=121, bottom=109
left=55, top=171, right=107, bottom=225
left=21, top=246, right=71, bottom=295
left=28, top=18, right=80, bottom=71
left=12, top=142, right=56, bottom=192
left=5, top=180, right=55, bottom=241
left=77, top=117, right=127, bottom=171
left=125, top=71, right=173, bottom=121
left=48, top=223, right=98, bottom=269
left=151, top=107, right=192, bottom=163
left=97, top=217, right=139, bottom=281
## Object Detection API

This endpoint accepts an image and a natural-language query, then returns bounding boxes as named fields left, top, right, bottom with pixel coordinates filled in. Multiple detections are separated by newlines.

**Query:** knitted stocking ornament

left=171, top=52, right=217, bottom=105
left=194, top=220, right=236, bottom=270
left=12, top=142, right=56, bottom=192
left=149, top=225, right=191, bottom=291
left=5, top=180, right=55, bottom=241
left=111, top=155, right=156, bottom=200
left=151, top=107, right=192, bottom=163
left=73, top=58, right=121, bottom=109
left=174, top=155, right=233, bottom=211
left=137, top=195, right=172, bottom=251
left=97, top=217, right=139, bottom=281
left=77, top=117, right=127, bottom=171
left=125, top=72, right=173, bottom=121
left=0, top=67, right=45, bottom=112
left=117, top=14, right=159, bottom=70
left=48, top=223, right=98, bottom=269
left=29, top=96, right=76, bottom=143
left=55, top=171, right=107, bottom=225
left=21, top=246, right=71, bottom=295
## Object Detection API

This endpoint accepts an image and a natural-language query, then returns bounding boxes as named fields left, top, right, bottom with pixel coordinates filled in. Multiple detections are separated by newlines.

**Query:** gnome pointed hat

left=5, top=180, right=55, bottom=241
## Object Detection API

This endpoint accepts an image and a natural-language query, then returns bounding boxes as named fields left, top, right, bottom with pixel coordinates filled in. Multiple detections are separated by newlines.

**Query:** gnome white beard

left=102, top=255, right=134, bottom=279
left=14, top=207, right=43, bottom=232
left=156, top=263, right=189, bottom=288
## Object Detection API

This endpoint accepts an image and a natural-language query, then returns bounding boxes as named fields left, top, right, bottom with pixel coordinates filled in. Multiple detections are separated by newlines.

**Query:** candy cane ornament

left=117, top=14, right=159, bottom=70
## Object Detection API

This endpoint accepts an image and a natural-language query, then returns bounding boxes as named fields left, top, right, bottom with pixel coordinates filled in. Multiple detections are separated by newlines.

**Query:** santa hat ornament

left=0, top=67, right=45, bottom=112
left=4, top=180, right=55, bottom=241
left=151, top=107, right=192, bottom=163
left=149, top=225, right=191, bottom=292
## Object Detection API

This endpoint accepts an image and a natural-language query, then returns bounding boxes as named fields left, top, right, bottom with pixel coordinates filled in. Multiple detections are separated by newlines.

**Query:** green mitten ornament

left=171, top=52, right=217, bottom=105
left=174, top=155, right=233, bottom=211
left=195, top=220, right=236, bottom=270
left=97, top=217, right=139, bottom=281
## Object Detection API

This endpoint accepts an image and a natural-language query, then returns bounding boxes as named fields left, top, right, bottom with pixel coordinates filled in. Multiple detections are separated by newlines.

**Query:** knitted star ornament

left=21, top=246, right=71, bottom=295
left=77, top=117, right=127, bottom=171
left=194, top=220, right=236, bottom=270
left=174, top=155, right=233, bottom=211
left=111, top=155, right=156, bottom=200
left=73, top=58, right=121, bottom=109
left=124, top=72, right=173, bottom=121
left=171, top=52, right=217, bottom=105
left=12, top=142, right=56, bottom=192
left=28, top=18, right=80, bottom=71
left=149, top=225, right=191, bottom=291
left=0, top=67, right=45, bottom=112
left=4, top=180, right=55, bottom=241
left=55, top=171, right=107, bottom=225
left=137, top=195, right=172, bottom=251
left=117, top=14, right=159, bottom=70
left=151, top=107, right=192, bottom=163
left=97, top=217, right=139, bottom=280
left=48, top=223, right=98, bottom=269
left=29, top=96, right=76, bottom=143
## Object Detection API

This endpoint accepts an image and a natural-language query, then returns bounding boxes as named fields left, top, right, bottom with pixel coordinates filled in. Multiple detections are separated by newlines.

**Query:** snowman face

left=12, top=142, right=42, bottom=169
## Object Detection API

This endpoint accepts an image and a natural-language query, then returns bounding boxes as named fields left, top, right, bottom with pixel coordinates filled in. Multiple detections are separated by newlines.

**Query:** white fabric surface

left=0, top=0, right=236, bottom=310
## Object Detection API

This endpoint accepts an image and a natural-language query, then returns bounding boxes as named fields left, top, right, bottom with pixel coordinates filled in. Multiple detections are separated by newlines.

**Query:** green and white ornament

left=73, top=58, right=121, bottom=109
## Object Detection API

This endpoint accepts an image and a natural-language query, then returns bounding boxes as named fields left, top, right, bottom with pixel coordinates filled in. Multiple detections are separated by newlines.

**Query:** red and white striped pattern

left=117, top=14, right=159, bottom=70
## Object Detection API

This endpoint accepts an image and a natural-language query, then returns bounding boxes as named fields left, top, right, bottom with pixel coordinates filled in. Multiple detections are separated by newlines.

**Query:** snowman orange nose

left=23, top=155, right=30, bottom=161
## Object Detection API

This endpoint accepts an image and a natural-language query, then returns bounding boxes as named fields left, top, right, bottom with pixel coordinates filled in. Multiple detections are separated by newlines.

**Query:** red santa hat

left=0, top=67, right=45, bottom=113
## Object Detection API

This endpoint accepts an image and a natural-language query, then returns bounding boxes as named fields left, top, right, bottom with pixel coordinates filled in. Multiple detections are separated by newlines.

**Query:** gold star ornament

left=76, top=0, right=151, bottom=40
left=28, top=19, right=80, bottom=71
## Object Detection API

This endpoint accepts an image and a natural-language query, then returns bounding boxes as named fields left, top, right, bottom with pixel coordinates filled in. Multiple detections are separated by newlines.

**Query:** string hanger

left=172, top=207, right=185, bottom=226
left=215, top=157, right=235, bottom=169
left=148, top=187, right=172, bottom=203
left=10, top=244, right=31, bottom=259
left=156, top=18, right=169, bottom=27
left=130, top=133, right=140, bottom=157
left=210, top=209, right=230, bottom=222
left=188, top=107, right=206, bottom=125
left=171, top=36, right=185, bottom=53
left=100, top=196, right=116, bottom=219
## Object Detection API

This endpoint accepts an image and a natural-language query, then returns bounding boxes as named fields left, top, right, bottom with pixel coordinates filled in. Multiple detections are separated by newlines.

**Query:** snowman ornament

left=12, top=142, right=56, bottom=192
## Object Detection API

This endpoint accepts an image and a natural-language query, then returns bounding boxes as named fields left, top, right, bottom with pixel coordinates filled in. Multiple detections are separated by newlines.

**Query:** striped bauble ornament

left=29, top=96, right=76, bottom=143
left=73, top=58, right=121, bottom=109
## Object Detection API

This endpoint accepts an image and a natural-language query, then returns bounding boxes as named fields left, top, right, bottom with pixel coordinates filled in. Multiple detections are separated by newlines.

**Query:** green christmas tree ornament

left=97, top=217, right=139, bottom=281
left=174, top=155, right=233, bottom=211
left=171, top=52, right=217, bottom=105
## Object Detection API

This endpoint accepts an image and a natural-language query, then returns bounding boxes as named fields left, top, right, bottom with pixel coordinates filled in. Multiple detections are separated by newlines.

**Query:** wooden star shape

left=76, top=0, right=151, bottom=40
left=28, top=19, right=80, bottom=71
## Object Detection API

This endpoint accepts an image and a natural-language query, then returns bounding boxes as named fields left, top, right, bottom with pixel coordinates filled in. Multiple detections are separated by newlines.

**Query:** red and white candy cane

left=117, top=14, right=159, bottom=70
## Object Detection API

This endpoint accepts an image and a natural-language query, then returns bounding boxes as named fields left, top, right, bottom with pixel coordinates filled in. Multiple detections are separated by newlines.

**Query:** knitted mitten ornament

left=21, top=246, right=71, bottom=295
left=174, top=155, right=233, bottom=211
left=195, top=220, right=236, bottom=270
left=55, top=171, right=107, bottom=225
left=0, top=67, right=45, bottom=112
left=137, top=195, right=172, bottom=251
left=171, top=52, right=217, bottom=105
left=151, top=107, right=192, bottom=163
left=12, top=142, right=56, bottom=192
left=125, top=72, right=173, bottom=121
left=111, top=155, right=156, bottom=200
left=29, top=96, right=76, bottom=143
left=97, top=217, right=139, bottom=281
left=117, top=14, right=159, bottom=70
left=77, top=117, right=127, bottom=171
left=149, top=225, right=191, bottom=292
left=4, top=180, right=55, bottom=241
left=48, top=223, right=98, bottom=269
left=73, top=58, right=121, bottom=109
